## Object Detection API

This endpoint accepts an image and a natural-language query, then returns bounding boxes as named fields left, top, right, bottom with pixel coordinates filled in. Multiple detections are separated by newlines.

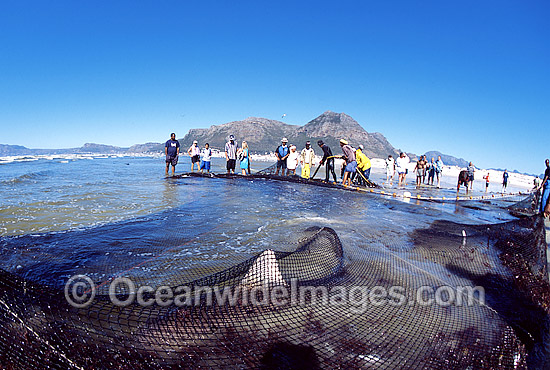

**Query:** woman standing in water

left=239, top=141, right=250, bottom=176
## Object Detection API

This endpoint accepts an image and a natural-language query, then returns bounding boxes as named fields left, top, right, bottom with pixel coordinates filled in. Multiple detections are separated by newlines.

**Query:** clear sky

left=0, top=1, right=548, bottom=174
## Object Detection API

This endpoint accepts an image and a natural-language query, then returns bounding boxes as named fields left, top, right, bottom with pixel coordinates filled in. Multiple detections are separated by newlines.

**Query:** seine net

left=0, top=194, right=548, bottom=369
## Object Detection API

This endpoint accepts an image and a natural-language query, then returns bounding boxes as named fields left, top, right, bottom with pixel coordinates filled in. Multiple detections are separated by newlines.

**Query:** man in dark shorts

left=225, top=135, right=238, bottom=174
left=457, top=169, right=470, bottom=195
left=502, top=170, right=509, bottom=193
left=275, top=138, right=290, bottom=176
left=187, top=140, right=201, bottom=172
left=318, top=140, right=337, bottom=183
left=165, top=133, right=180, bottom=176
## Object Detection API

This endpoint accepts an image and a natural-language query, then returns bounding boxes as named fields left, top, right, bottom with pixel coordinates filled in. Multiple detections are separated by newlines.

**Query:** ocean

left=0, top=154, right=547, bottom=368
left=0, top=155, right=522, bottom=284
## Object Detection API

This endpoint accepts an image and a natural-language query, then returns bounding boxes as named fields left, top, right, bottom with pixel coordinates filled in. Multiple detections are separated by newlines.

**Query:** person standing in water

left=427, top=157, right=435, bottom=185
left=286, top=145, right=299, bottom=176
left=275, top=138, right=290, bottom=176
left=187, top=140, right=201, bottom=172
left=225, top=135, right=238, bottom=174
left=502, top=170, right=509, bottom=193
left=339, top=139, right=357, bottom=186
left=537, top=159, right=550, bottom=217
left=318, top=140, right=337, bottom=183
left=467, top=162, right=476, bottom=192
left=200, top=143, right=212, bottom=173
left=395, top=152, right=410, bottom=187
left=435, top=156, right=444, bottom=188
left=238, top=141, right=249, bottom=176
left=355, top=144, right=371, bottom=185
left=165, top=132, right=180, bottom=176
left=300, top=141, right=315, bottom=179
left=483, top=172, right=490, bottom=192
left=385, top=155, right=395, bottom=183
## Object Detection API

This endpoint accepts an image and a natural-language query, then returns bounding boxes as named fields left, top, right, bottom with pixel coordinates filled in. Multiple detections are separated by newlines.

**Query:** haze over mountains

left=0, top=111, right=476, bottom=169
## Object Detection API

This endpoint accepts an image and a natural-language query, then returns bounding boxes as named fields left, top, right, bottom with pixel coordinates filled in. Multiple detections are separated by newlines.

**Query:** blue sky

left=0, top=1, right=548, bottom=174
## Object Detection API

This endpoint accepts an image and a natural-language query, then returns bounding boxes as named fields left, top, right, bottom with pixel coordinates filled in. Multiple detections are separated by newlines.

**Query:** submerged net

left=0, top=194, right=549, bottom=369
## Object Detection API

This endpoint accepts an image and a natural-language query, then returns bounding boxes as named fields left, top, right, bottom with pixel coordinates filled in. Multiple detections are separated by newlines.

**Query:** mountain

left=127, top=142, right=164, bottom=153
left=289, top=111, right=400, bottom=159
left=423, top=151, right=469, bottom=168
left=180, top=111, right=401, bottom=159
left=180, top=117, right=300, bottom=152
left=0, top=112, right=479, bottom=166
left=0, top=143, right=153, bottom=156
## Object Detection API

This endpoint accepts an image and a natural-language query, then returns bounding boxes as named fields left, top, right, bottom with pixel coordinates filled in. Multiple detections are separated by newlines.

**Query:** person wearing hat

left=275, top=138, right=290, bottom=176
left=300, top=141, right=315, bottom=179
left=317, top=140, right=337, bottom=183
left=225, top=135, right=238, bottom=174
left=165, top=132, right=180, bottom=176
left=339, top=139, right=357, bottom=186
left=187, top=140, right=201, bottom=172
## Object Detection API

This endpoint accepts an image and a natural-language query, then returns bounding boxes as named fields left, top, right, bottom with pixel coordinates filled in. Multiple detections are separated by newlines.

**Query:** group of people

left=273, top=138, right=317, bottom=179
left=383, top=153, right=445, bottom=188
left=166, top=134, right=548, bottom=218
left=164, top=133, right=249, bottom=176
left=411, top=155, right=445, bottom=188
left=457, top=161, right=512, bottom=195
left=273, top=138, right=373, bottom=186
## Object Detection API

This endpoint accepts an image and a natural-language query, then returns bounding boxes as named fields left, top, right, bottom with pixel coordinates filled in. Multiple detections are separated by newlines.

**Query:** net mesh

left=0, top=193, right=548, bottom=369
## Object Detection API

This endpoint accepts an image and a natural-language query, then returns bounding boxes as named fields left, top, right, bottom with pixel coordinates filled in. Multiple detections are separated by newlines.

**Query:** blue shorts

left=200, top=161, right=211, bottom=170
left=345, top=161, right=357, bottom=173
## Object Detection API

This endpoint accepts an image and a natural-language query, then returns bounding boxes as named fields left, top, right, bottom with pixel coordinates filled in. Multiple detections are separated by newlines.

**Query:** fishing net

left=204, top=162, right=378, bottom=189
left=0, top=192, right=548, bottom=369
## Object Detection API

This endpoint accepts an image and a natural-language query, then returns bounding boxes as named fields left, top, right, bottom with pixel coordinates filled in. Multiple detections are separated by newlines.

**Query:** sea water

left=0, top=155, right=523, bottom=287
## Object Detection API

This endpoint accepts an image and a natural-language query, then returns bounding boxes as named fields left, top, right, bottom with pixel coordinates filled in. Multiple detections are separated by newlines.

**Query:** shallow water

left=1, top=155, right=548, bottom=368
left=0, top=156, right=523, bottom=289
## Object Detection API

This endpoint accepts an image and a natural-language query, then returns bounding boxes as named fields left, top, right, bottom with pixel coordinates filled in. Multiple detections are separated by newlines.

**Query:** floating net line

left=0, top=194, right=549, bottom=369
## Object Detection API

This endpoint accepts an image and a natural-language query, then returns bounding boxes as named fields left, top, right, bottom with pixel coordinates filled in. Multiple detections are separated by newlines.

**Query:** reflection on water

left=0, top=156, right=523, bottom=290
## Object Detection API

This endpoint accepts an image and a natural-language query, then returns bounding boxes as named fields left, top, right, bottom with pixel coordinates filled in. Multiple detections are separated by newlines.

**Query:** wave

left=1, top=170, right=50, bottom=185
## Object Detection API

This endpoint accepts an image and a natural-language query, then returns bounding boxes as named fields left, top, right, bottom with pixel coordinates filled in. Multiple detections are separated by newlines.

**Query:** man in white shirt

left=395, top=152, right=410, bottom=187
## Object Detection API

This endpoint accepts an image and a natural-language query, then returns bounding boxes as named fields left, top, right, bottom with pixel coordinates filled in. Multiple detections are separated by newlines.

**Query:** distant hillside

left=180, top=111, right=401, bottom=159
left=0, top=143, right=160, bottom=156
left=424, top=151, right=469, bottom=168
left=180, top=117, right=299, bottom=152
left=0, top=112, right=485, bottom=169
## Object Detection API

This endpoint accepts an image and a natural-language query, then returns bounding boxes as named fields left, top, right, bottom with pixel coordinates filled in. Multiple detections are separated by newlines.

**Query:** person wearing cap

left=187, top=140, right=201, bottom=172
left=318, top=140, right=337, bottom=183
left=339, top=139, right=357, bottom=186
left=275, top=138, right=290, bottom=176
left=286, top=145, right=299, bottom=175
left=355, top=144, right=371, bottom=185
left=300, top=141, right=315, bottom=179
left=165, top=132, right=180, bottom=176
left=225, top=135, right=238, bottom=174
